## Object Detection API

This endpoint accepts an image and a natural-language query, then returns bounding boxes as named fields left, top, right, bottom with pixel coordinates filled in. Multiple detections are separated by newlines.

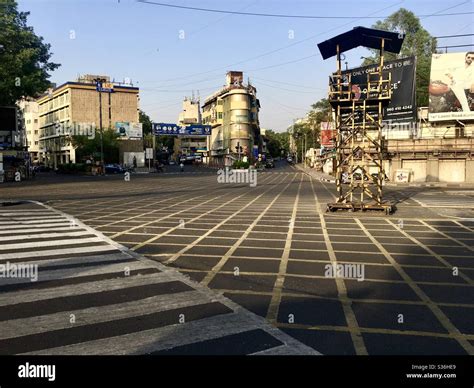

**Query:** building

left=382, top=108, right=474, bottom=183
left=0, top=105, right=29, bottom=182
left=36, top=74, right=140, bottom=168
left=18, top=99, right=40, bottom=163
left=174, top=96, right=207, bottom=161
left=202, top=71, right=261, bottom=167
left=0, top=105, right=25, bottom=150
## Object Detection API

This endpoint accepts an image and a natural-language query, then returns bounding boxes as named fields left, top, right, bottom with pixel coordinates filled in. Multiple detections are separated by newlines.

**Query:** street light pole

left=94, top=78, right=105, bottom=174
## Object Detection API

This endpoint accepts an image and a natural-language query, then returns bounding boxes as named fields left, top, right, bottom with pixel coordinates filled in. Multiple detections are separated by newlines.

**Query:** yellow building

left=202, top=71, right=261, bottom=166
left=36, top=74, right=139, bottom=167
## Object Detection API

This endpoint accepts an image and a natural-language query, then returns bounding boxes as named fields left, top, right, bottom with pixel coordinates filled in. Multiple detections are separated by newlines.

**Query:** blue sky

left=17, top=0, right=474, bottom=132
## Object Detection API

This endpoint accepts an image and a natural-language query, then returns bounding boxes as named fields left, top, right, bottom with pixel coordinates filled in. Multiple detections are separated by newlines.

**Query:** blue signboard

left=96, top=82, right=114, bottom=93
left=186, top=125, right=211, bottom=136
left=152, top=123, right=211, bottom=136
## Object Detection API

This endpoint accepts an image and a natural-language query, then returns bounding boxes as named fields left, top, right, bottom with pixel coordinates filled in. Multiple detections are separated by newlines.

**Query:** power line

left=252, top=77, right=325, bottom=90
left=139, top=1, right=404, bottom=85
left=137, top=0, right=474, bottom=19
left=436, top=44, right=474, bottom=49
left=435, top=33, right=474, bottom=39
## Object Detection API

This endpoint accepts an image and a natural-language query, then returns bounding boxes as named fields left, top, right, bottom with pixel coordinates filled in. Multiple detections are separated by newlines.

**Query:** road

left=1, top=161, right=473, bottom=355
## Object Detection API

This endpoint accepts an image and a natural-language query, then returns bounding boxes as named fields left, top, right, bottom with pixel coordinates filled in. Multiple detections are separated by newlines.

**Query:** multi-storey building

left=202, top=71, right=261, bottom=166
left=174, top=96, right=207, bottom=160
left=36, top=74, right=140, bottom=168
left=18, top=99, right=40, bottom=163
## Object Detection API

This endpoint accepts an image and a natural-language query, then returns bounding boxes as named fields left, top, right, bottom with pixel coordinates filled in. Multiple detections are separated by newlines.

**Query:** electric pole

left=94, top=77, right=105, bottom=174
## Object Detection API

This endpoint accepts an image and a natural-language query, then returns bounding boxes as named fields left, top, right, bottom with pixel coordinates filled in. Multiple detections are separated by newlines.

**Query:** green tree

left=0, top=0, right=60, bottom=105
left=139, top=110, right=152, bottom=135
left=263, top=129, right=290, bottom=157
left=361, top=8, right=437, bottom=107
left=70, top=128, right=120, bottom=164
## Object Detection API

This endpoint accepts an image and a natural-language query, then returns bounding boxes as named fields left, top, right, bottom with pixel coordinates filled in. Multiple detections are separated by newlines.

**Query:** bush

left=232, top=160, right=250, bottom=169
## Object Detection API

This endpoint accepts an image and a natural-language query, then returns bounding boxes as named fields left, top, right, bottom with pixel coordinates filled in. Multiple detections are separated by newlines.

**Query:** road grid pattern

left=0, top=201, right=316, bottom=355
left=1, top=163, right=473, bottom=355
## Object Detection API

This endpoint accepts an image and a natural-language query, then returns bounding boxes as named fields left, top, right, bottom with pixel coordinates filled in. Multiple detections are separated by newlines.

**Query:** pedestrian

left=180, top=162, right=184, bottom=172
left=133, top=155, right=137, bottom=168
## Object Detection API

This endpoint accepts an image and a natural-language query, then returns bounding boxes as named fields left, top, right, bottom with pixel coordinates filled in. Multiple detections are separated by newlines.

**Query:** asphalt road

left=1, top=161, right=473, bottom=355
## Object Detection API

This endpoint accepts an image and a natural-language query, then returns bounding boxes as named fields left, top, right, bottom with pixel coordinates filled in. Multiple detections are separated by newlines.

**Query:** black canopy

left=317, top=26, right=404, bottom=60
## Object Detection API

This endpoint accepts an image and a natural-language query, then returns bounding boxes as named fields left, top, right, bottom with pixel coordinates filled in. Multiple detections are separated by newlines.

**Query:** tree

left=70, top=128, right=120, bottom=164
left=0, top=0, right=60, bottom=106
left=263, top=129, right=289, bottom=157
left=361, top=8, right=437, bottom=107
left=139, top=110, right=152, bottom=135
left=139, top=109, right=174, bottom=151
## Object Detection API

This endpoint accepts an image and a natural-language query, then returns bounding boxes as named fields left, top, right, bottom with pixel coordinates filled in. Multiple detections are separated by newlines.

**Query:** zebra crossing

left=0, top=201, right=316, bottom=355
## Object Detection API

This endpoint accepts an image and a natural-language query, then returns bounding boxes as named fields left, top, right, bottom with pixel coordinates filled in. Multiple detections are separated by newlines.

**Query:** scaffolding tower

left=317, top=27, right=405, bottom=215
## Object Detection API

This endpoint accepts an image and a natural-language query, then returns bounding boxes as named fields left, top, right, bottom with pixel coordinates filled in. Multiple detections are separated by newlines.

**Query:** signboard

left=115, top=122, right=142, bottom=139
left=428, top=52, right=474, bottom=121
left=152, top=123, right=211, bottom=136
left=145, top=148, right=153, bottom=159
left=96, top=82, right=114, bottom=93
left=186, top=124, right=211, bottom=136
left=395, top=169, right=410, bottom=183
left=341, top=56, right=416, bottom=124
left=320, top=122, right=336, bottom=148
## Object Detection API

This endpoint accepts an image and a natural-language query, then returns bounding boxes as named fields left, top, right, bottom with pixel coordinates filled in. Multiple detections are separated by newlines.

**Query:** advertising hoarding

left=115, top=122, right=142, bottom=139
left=152, top=123, right=212, bottom=136
left=341, top=56, right=417, bottom=124
left=320, top=122, right=336, bottom=148
left=428, top=52, right=474, bottom=121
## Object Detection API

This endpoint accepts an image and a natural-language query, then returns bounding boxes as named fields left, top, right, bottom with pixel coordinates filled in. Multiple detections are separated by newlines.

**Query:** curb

left=294, top=165, right=336, bottom=183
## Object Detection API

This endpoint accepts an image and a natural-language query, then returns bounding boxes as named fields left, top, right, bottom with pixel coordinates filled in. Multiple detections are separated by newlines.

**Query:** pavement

left=295, top=163, right=474, bottom=188
left=1, top=161, right=473, bottom=355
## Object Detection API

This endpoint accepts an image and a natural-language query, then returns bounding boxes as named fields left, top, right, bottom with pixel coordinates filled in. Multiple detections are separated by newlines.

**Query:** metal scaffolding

left=317, top=27, right=405, bottom=214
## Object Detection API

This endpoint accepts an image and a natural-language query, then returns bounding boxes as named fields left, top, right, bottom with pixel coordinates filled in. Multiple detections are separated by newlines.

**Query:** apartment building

left=202, top=71, right=261, bottom=166
left=174, top=96, right=207, bottom=159
left=36, top=74, right=140, bottom=168
left=18, top=99, right=40, bottom=163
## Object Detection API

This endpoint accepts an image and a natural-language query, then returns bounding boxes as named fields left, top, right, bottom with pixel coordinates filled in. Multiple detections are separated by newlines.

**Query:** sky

left=17, top=0, right=474, bottom=132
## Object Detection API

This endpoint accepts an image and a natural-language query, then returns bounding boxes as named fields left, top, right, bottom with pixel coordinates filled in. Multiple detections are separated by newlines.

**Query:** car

left=265, top=158, right=275, bottom=168
left=287, top=157, right=293, bottom=164
left=105, top=164, right=124, bottom=174
left=169, top=160, right=176, bottom=165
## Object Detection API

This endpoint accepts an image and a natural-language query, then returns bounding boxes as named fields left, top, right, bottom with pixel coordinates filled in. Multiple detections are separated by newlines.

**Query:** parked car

left=105, top=164, right=125, bottom=174
left=287, top=156, right=293, bottom=164
left=265, top=158, right=275, bottom=168
left=169, top=160, right=176, bottom=165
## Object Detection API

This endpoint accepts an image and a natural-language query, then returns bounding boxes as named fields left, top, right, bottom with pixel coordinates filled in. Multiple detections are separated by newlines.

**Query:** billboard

left=428, top=52, right=474, bottom=121
left=341, top=56, right=417, bottom=124
left=152, top=123, right=211, bottom=136
left=115, top=122, right=142, bottom=139
left=320, top=122, right=336, bottom=148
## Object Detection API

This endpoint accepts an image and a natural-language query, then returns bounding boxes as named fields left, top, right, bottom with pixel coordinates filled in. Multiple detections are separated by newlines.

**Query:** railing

left=329, top=72, right=392, bottom=102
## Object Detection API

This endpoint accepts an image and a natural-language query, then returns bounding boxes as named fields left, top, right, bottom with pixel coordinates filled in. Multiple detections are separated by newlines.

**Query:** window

left=218, top=112, right=223, bottom=119
left=34, top=119, right=38, bottom=123
left=34, top=130, right=38, bottom=135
